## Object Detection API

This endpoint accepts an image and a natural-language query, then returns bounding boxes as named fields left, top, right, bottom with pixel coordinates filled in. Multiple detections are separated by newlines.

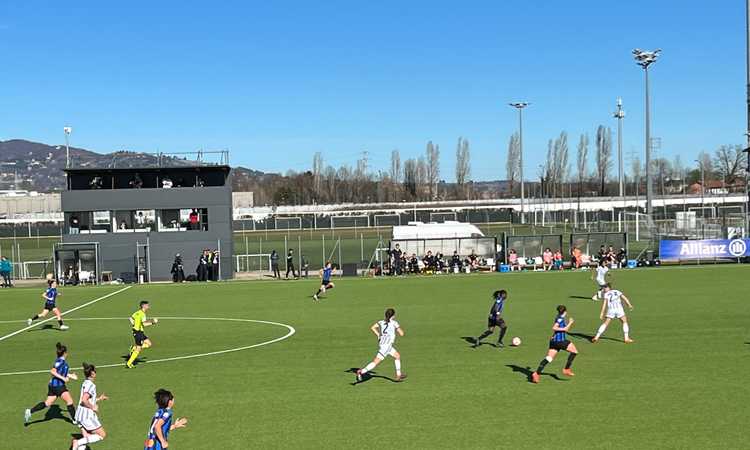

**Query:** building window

left=91, top=211, right=111, bottom=233
left=182, top=208, right=208, bottom=231
left=158, top=209, right=183, bottom=231
left=134, top=210, right=156, bottom=231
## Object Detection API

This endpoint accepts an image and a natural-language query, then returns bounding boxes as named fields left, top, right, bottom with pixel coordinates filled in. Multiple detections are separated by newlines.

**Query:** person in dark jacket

left=270, top=250, right=281, bottom=279
left=285, top=249, right=297, bottom=279
left=196, top=250, right=208, bottom=281
left=211, top=250, right=220, bottom=281
left=171, top=254, right=185, bottom=283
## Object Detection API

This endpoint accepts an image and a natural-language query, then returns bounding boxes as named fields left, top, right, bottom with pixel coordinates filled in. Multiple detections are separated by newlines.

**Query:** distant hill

left=0, top=139, right=273, bottom=192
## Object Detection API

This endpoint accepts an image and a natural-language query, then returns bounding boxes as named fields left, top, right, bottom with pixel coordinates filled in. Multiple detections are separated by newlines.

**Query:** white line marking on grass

left=0, top=317, right=295, bottom=376
left=0, top=286, right=132, bottom=343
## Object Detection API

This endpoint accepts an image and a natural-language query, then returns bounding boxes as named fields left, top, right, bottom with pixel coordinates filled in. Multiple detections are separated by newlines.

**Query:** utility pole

left=745, top=0, right=750, bottom=236
left=509, top=102, right=530, bottom=224
left=613, top=98, right=625, bottom=198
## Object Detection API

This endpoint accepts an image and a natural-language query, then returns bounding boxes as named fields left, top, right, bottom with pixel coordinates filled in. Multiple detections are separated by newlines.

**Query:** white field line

left=0, top=286, right=132, bottom=343
left=0, top=317, right=295, bottom=376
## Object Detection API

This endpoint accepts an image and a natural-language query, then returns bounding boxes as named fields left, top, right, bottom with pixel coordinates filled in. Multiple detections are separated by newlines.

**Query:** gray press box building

left=58, top=163, right=234, bottom=283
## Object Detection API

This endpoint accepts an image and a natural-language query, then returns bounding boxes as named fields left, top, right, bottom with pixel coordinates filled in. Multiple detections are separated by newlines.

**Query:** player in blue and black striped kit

left=144, top=389, right=187, bottom=450
left=531, top=305, right=579, bottom=383
left=24, top=342, right=78, bottom=424
left=312, top=261, right=336, bottom=302
left=27, top=280, right=68, bottom=330
left=472, top=290, right=509, bottom=348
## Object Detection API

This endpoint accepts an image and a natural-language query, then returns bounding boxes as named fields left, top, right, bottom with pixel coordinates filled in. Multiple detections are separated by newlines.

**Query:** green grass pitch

left=0, top=265, right=747, bottom=448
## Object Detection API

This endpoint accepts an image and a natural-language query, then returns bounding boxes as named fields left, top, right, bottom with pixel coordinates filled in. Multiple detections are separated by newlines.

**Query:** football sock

left=31, top=315, right=39, bottom=321
left=565, top=353, right=577, bottom=369
left=498, top=327, right=508, bottom=344
left=58, top=320, right=64, bottom=326
left=361, top=362, right=377, bottom=374
left=76, top=434, right=103, bottom=447
left=127, top=350, right=140, bottom=366
left=315, top=289, right=322, bottom=296
left=394, top=359, right=401, bottom=377
left=595, top=323, right=607, bottom=338
left=66, top=404, right=76, bottom=419
left=30, top=402, right=46, bottom=413
left=623, top=323, right=630, bottom=340
left=536, top=356, right=552, bottom=373
left=476, top=330, right=492, bottom=342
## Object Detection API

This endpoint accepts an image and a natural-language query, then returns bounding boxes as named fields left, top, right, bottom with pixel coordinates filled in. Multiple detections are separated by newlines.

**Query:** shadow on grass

left=506, top=364, right=566, bottom=383
left=569, top=295, right=595, bottom=300
left=25, top=405, right=72, bottom=427
left=27, top=324, right=58, bottom=333
left=569, top=332, right=621, bottom=343
left=345, top=367, right=399, bottom=385
left=460, top=336, right=501, bottom=348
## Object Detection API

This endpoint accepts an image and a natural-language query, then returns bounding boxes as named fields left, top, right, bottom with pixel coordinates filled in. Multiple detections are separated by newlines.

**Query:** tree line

left=235, top=132, right=747, bottom=206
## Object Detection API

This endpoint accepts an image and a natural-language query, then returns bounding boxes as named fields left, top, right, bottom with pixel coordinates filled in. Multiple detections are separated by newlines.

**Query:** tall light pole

left=509, top=102, right=530, bottom=224
left=633, top=48, right=660, bottom=218
left=613, top=98, right=625, bottom=198
left=745, top=0, right=750, bottom=236
left=695, top=159, right=705, bottom=210
left=63, top=126, right=72, bottom=168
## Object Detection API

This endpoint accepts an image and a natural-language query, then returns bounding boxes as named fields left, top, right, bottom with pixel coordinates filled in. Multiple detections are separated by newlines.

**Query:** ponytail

left=384, top=308, right=395, bottom=324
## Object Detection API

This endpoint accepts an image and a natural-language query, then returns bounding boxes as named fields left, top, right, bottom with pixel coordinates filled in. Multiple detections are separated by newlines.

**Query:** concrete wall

left=61, top=185, right=233, bottom=281
left=0, top=193, right=61, bottom=216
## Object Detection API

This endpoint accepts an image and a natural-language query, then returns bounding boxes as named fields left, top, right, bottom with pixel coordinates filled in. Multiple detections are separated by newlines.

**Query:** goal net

left=331, top=215, right=370, bottom=228
left=275, top=217, right=302, bottom=230
left=374, top=214, right=401, bottom=227
left=429, top=212, right=457, bottom=223
left=235, top=253, right=272, bottom=272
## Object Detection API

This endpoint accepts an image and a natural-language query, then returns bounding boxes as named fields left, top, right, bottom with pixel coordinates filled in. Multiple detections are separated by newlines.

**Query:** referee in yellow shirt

left=126, top=300, right=158, bottom=369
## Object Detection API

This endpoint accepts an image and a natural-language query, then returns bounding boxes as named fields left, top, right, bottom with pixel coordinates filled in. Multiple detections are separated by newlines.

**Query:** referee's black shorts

left=133, top=330, right=148, bottom=346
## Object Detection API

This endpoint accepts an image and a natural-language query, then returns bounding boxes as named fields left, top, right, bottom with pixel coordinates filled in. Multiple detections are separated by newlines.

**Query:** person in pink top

left=508, top=249, right=519, bottom=271
left=553, top=249, right=564, bottom=270
left=542, top=248, right=553, bottom=271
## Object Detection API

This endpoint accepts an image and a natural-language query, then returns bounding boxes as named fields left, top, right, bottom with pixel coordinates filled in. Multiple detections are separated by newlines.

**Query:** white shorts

left=597, top=282, right=607, bottom=289
left=606, top=309, right=626, bottom=319
left=376, top=345, right=398, bottom=359
left=75, top=408, right=102, bottom=432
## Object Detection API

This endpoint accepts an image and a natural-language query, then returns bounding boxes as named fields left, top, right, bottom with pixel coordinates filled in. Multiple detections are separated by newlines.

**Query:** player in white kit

left=356, top=308, right=407, bottom=382
left=592, top=284, right=634, bottom=343
left=70, top=363, right=108, bottom=450
left=591, top=259, right=610, bottom=300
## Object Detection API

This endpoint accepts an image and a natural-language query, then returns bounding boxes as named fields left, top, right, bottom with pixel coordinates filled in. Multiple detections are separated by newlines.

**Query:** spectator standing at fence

left=69, top=215, right=80, bottom=234
left=286, top=249, right=298, bottom=279
left=0, top=256, right=12, bottom=287
left=508, top=249, right=518, bottom=271
left=542, top=248, right=553, bottom=271
left=270, top=250, right=281, bottom=279
left=206, top=250, right=214, bottom=281
left=211, top=250, right=220, bottom=281
left=391, top=244, right=402, bottom=276
left=171, top=254, right=185, bottom=283
left=196, top=250, right=208, bottom=281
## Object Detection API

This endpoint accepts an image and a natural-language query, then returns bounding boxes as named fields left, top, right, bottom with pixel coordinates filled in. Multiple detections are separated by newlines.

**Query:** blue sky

left=0, top=1, right=746, bottom=180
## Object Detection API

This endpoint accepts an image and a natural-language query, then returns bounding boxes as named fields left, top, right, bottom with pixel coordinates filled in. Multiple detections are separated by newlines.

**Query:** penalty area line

left=0, top=285, right=133, bottom=343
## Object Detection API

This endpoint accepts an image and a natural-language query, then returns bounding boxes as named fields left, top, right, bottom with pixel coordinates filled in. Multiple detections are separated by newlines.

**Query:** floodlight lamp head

left=509, top=102, right=530, bottom=109
left=63, top=126, right=72, bottom=135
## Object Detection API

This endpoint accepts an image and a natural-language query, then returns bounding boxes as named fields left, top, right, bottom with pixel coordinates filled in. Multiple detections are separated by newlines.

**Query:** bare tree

left=630, top=155, right=642, bottom=196
left=416, top=156, right=428, bottom=201
left=425, top=141, right=440, bottom=200
left=312, top=152, right=323, bottom=200
left=576, top=133, right=589, bottom=197
left=713, top=144, right=744, bottom=185
left=653, top=158, right=672, bottom=196
left=455, top=137, right=471, bottom=199
left=506, top=133, right=520, bottom=197
left=403, top=158, right=418, bottom=198
left=595, top=125, right=613, bottom=195
left=390, top=149, right=401, bottom=183
left=550, top=131, right=569, bottom=197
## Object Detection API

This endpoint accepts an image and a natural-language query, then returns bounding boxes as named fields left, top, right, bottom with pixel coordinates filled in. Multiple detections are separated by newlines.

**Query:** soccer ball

left=511, top=337, right=522, bottom=346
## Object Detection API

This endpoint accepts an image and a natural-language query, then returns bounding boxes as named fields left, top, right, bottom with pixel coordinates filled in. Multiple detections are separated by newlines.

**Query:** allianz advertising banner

left=659, top=238, right=750, bottom=260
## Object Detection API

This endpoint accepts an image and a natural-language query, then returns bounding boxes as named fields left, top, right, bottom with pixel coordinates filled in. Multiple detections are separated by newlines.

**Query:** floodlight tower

left=63, top=126, right=72, bottom=168
left=509, top=102, right=530, bottom=224
left=613, top=98, right=625, bottom=198
left=633, top=48, right=661, bottom=218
